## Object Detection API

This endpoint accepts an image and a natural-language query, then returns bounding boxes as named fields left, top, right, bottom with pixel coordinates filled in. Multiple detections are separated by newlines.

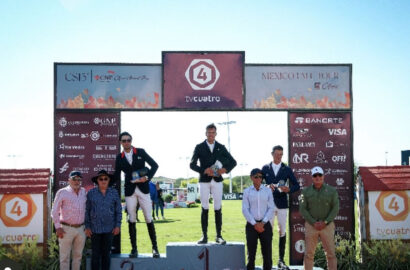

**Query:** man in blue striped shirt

left=242, top=168, right=275, bottom=270
left=85, top=170, right=122, bottom=270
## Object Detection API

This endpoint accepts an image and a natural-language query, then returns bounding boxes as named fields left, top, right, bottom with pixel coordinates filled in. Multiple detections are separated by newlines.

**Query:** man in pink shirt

left=51, top=171, right=87, bottom=270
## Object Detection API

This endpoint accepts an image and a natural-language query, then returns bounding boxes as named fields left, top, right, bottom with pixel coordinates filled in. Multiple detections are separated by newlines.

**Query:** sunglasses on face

left=98, top=177, right=109, bottom=181
left=253, top=175, right=263, bottom=179
left=121, top=139, right=132, bottom=143
left=313, top=174, right=323, bottom=178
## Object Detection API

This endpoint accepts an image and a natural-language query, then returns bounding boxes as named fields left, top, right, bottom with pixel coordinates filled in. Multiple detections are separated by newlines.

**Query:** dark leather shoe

left=129, top=248, right=138, bottom=258
left=278, top=260, right=290, bottom=270
left=197, top=235, right=208, bottom=244
left=152, top=247, right=160, bottom=258
left=215, top=236, right=226, bottom=245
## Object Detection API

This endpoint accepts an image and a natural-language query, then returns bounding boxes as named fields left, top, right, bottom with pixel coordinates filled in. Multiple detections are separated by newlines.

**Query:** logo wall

left=163, top=52, right=244, bottom=109
left=54, top=112, right=120, bottom=192
left=288, top=112, right=353, bottom=265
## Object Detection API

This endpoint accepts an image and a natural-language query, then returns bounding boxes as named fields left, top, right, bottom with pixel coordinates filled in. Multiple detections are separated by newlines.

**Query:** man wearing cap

left=85, top=170, right=122, bottom=270
left=114, top=131, right=160, bottom=258
left=299, top=166, right=339, bottom=270
left=190, top=123, right=237, bottom=245
left=242, top=168, right=275, bottom=270
left=51, top=171, right=87, bottom=270
left=262, top=145, right=299, bottom=270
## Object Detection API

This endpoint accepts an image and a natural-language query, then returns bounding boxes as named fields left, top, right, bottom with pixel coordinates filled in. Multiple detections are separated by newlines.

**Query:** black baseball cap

left=69, top=171, right=82, bottom=179
left=250, top=168, right=263, bottom=176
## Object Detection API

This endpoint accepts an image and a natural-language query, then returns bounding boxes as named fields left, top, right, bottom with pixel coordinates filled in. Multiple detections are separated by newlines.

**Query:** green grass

left=120, top=200, right=287, bottom=267
left=121, top=200, right=361, bottom=267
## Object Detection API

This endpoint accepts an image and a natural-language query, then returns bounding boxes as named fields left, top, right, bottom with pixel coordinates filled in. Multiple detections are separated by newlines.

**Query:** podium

left=86, top=242, right=245, bottom=270
left=85, top=242, right=324, bottom=269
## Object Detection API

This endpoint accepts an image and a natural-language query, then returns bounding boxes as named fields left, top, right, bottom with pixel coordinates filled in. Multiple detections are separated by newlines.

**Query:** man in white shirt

left=51, top=171, right=87, bottom=270
left=242, top=168, right=275, bottom=270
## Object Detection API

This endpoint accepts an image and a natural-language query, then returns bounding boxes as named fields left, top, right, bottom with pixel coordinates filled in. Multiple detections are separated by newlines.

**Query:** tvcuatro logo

left=185, top=59, right=220, bottom=90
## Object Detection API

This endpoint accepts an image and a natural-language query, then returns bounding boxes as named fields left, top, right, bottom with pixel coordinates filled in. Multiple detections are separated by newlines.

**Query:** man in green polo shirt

left=299, top=166, right=339, bottom=270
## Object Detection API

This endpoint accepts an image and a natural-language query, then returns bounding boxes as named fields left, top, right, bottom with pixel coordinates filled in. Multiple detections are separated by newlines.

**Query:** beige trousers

left=304, top=221, right=337, bottom=270
left=58, top=224, right=86, bottom=270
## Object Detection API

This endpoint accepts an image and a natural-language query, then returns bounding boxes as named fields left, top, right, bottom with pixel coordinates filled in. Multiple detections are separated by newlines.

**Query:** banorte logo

left=375, top=191, right=409, bottom=221
left=294, top=117, right=304, bottom=124
left=185, top=59, right=220, bottom=90
left=0, top=194, right=37, bottom=227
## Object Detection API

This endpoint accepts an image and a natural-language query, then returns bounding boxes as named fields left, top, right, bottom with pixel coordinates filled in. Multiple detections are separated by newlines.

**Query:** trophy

left=131, top=167, right=149, bottom=183
left=210, top=160, right=223, bottom=177
left=276, top=180, right=286, bottom=192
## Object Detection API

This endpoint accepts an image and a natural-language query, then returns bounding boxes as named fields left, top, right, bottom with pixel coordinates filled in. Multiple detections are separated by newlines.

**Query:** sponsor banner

left=56, top=64, right=161, bottom=109
left=163, top=52, right=244, bottom=109
left=0, top=194, right=43, bottom=244
left=187, top=183, right=199, bottom=202
left=222, top=193, right=243, bottom=200
left=289, top=112, right=353, bottom=265
left=55, top=112, right=120, bottom=192
left=245, top=65, right=351, bottom=109
left=368, top=191, right=410, bottom=240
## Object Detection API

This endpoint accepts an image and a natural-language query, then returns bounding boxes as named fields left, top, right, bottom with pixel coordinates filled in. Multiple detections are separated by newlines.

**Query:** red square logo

left=163, top=52, right=244, bottom=109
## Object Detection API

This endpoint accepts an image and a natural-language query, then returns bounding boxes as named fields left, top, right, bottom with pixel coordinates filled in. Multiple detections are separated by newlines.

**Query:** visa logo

left=328, top=128, right=347, bottom=135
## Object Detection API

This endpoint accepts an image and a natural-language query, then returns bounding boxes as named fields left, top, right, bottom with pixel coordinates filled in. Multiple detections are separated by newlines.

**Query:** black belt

left=61, top=222, right=84, bottom=228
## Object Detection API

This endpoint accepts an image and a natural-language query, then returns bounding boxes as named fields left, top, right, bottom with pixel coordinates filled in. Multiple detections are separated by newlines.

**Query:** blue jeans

left=91, top=233, right=113, bottom=270
left=155, top=200, right=164, bottom=217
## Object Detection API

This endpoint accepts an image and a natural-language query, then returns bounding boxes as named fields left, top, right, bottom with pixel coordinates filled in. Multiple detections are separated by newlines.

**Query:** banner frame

left=245, top=63, right=353, bottom=111
left=287, top=110, right=355, bottom=265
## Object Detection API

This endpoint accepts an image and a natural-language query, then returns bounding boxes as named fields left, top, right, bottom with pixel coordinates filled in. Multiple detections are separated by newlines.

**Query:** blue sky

left=0, top=0, right=409, bottom=178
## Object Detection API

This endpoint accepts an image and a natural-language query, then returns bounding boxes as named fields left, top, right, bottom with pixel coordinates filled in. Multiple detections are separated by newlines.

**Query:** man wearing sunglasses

left=242, top=168, right=275, bottom=270
left=262, top=145, right=299, bottom=270
left=51, top=171, right=87, bottom=270
left=114, top=131, right=160, bottom=258
left=299, top=166, right=339, bottom=270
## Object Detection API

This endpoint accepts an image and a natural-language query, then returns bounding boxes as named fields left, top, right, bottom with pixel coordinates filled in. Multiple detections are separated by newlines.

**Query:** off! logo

left=185, top=59, right=220, bottom=90
left=0, top=194, right=37, bottom=227
left=375, top=191, right=408, bottom=221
